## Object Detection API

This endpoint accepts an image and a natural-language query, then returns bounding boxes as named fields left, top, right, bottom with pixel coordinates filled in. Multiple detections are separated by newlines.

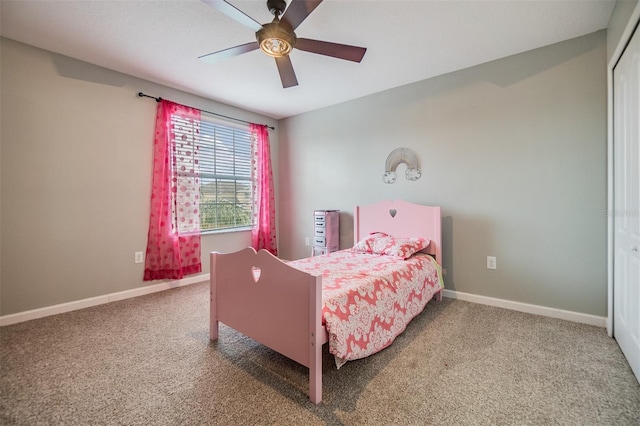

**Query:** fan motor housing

left=267, top=0, right=287, bottom=16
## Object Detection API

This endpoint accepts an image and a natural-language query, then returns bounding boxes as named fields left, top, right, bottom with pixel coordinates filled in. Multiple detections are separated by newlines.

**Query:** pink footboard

left=210, top=248, right=325, bottom=404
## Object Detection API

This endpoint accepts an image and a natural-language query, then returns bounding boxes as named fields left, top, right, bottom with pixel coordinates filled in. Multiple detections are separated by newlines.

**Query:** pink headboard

left=354, top=200, right=442, bottom=265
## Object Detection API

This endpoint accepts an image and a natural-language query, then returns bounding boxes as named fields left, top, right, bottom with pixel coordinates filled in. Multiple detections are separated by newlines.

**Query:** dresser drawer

left=313, top=236, right=326, bottom=246
left=314, top=220, right=326, bottom=228
left=315, top=227, right=326, bottom=237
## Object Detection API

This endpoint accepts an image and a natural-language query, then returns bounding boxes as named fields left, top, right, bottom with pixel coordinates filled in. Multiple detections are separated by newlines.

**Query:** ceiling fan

left=199, top=0, right=367, bottom=88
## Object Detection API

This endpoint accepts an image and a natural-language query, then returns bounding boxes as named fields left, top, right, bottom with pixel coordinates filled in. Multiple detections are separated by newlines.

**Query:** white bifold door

left=613, top=22, right=640, bottom=383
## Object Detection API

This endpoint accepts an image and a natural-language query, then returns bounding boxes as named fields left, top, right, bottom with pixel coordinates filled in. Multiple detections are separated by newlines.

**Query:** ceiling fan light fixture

left=256, top=21, right=296, bottom=58
left=200, top=0, right=367, bottom=88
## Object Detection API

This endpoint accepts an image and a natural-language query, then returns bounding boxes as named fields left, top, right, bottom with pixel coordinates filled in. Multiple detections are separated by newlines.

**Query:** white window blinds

left=172, top=113, right=255, bottom=233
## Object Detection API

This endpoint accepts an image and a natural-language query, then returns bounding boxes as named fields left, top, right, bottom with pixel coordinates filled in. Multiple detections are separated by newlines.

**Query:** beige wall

left=0, top=38, right=278, bottom=316
left=0, top=29, right=612, bottom=318
left=278, top=31, right=608, bottom=316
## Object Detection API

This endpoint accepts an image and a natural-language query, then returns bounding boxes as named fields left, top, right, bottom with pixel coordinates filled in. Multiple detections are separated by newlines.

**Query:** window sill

left=200, top=227, right=253, bottom=236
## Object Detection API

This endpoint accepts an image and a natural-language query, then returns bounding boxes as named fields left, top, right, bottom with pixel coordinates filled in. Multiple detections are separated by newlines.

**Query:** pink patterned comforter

left=289, top=250, right=442, bottom=368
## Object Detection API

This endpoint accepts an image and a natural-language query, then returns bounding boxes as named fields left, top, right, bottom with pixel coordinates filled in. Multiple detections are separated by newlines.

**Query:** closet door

left=613, top=23, right=640, bottom=383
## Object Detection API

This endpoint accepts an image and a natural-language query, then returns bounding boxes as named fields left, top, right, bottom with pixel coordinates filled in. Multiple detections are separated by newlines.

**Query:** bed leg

left=209, top=291, right=219, bottom=341
left=309, top=338, right=322, bottom=404
left=210, top=252, right=219, bottom=341
left=210, top=318, right=219, bottom=341
left=436, top=289, right=443, bottom=302
left=309, top=275, right=323, bottom=404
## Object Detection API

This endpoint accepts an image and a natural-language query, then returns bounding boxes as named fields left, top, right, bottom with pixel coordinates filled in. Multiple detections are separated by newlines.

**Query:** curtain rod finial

left=138, top=92, right=162, bottom=102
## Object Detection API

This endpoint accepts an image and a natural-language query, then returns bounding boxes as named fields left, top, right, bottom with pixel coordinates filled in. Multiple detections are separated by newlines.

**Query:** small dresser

left=312, top=210, right=339, bottom=256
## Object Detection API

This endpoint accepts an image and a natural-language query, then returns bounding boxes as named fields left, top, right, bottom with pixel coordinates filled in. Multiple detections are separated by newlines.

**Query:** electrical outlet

left=487, top=256, right=497, bottom=270
left=134, top=251, right=144, bottom=264
left=442, top=268, right=447, bottom=275
left=305, top=237, right=310, bottom=246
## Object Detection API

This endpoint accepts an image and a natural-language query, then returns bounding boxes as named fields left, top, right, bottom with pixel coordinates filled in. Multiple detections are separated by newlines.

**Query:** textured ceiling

left=0, top=0, right=616, bottom=119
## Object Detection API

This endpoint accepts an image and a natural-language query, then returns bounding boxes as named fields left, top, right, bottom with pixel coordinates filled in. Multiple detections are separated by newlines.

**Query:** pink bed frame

left=210, top=200, right=442, bottom=404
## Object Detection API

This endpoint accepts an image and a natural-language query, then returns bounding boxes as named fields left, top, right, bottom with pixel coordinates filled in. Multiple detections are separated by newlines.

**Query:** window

left=172, top=113, right=255, bottom=233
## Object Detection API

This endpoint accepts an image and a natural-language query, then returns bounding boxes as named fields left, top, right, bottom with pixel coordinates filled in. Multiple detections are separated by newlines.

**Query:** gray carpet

left=1, top=281, right=638, bottom=425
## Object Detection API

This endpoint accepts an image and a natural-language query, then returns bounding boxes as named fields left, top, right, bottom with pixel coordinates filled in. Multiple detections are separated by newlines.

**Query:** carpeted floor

left=1, top=281, right=638, bottom=425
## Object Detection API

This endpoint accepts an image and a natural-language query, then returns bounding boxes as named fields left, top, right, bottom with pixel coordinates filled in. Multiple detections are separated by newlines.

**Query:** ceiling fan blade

left=296, top=38, right=367, bottom=63
left=274, top=56, right=298, bottom=88
left=281, top=0, right=323, bottom=30
left=201, top=0, right=263, bottom=32
left=198, top=42, right=259, bottom=63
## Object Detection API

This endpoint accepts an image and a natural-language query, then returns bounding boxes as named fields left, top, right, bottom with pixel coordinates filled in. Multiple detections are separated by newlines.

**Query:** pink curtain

left=251, top=123, right=277, bottom=255
left=144, top=100, right=202, bottom=281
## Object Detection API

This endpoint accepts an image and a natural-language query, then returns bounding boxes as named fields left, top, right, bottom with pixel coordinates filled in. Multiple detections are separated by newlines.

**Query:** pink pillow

left=378, top=236, right=430, bottom=259
left=352, top=233, right=430, bottom=259
left=352, top=232, right=388, bottom=253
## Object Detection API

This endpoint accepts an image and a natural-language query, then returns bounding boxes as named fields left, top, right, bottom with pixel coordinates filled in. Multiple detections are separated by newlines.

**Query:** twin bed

left=209, top=200, right=443, bottom=404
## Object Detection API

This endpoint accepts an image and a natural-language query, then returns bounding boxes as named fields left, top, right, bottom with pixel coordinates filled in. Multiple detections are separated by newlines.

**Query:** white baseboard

left=0, top=273, right=209, bottom=327
left=442, top=289, right=607, bottom=328
left=1, top=277, right=606, bottom=328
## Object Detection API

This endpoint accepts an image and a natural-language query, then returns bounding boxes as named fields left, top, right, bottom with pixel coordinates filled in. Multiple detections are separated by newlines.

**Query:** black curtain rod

left=137, top=92, right=275, bottom=130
